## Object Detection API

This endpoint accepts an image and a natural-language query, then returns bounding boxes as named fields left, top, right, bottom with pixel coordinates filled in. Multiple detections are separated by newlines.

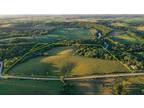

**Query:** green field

left=136, top=25, right=144, bottom=31
left=110, top=32, right=144, bottom=44
left=111, top=22, right=128, bottom=27
left=0, top=27, right=94, bottom=44
left=66, top=79, right=111, bottom=95
left=111, top=35, right=137, bottom=44
left=49, top=28, right=93, bottom=39
left=8, top=47, right=129, bottom=77
left=0, top=79, right=62, bottom=95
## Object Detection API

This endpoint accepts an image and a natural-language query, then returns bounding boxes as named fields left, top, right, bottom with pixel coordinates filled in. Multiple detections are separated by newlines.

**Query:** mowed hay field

left=8, top=47, right=130, bottom=77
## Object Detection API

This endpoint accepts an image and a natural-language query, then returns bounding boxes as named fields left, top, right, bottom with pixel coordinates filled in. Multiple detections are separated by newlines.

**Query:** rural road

left=65, top=72, right=144, bottom=80
left=0, top=72, right=144, bottom=81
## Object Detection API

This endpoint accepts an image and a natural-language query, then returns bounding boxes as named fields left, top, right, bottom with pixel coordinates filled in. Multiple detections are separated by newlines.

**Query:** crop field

left=0, top=79, right=62, bottom=95
left=0, top=15, right=144, bottom=95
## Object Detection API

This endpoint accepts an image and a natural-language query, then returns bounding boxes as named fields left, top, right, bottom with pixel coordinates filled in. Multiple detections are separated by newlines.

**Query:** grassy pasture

left=136, top=25, right=144, bottom=31
left=0, top=36, right=60, bottom=44
left=123, top=18, right=144, bottom=24
left=111, top=22, right=128, bottom=27
left=49, top=28, right=93, bottom=39
left=110, top=34, right=142, bottom=44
